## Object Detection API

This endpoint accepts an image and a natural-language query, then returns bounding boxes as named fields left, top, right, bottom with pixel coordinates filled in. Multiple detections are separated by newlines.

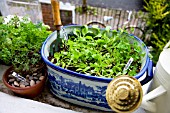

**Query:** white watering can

left=145, top=41, right=170, bottom=113
left=106, top=41, right=170, bottom=113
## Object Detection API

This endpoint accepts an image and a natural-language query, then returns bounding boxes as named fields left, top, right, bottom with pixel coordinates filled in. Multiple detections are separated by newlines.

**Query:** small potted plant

left=1, top=15, right=51, bottom=98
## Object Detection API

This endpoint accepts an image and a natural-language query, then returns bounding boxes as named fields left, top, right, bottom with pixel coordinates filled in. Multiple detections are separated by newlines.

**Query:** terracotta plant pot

left=2, top=66, right=47, bottom=98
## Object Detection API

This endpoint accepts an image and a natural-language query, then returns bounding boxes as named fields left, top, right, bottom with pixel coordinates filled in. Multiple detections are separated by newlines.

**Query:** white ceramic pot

left=41, top=25, right=153, bottom=111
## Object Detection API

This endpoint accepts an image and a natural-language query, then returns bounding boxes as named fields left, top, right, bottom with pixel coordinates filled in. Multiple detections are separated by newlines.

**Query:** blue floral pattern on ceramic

left=47, top=67, right=111, bottom=111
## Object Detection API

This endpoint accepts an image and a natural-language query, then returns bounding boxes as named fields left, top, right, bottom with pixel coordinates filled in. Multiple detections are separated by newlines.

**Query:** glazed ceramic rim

left=41, top=25, right=149, bottom=83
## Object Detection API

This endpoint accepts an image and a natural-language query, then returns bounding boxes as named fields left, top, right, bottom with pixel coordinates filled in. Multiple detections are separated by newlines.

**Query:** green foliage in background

left=0, top=16, right=51, bottom=75
left=144, top=0, right=170, bottom=64
left=75, top=6, right=97, bottom=15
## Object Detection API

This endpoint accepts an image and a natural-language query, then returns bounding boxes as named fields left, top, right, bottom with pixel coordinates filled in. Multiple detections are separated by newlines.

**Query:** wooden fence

left=74, top=5, right=148, bottom=39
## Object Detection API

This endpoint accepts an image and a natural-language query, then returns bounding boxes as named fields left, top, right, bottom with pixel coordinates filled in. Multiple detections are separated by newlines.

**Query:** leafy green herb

left=52, top=25, right=145, bottom=78
left=143, top=0, right=170, bottom=64
left=0, top=15, right=51, bottom=75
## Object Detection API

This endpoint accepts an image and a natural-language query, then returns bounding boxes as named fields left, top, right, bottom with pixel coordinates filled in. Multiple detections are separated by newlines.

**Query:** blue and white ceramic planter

left=41, top=25, right=153, bottom=111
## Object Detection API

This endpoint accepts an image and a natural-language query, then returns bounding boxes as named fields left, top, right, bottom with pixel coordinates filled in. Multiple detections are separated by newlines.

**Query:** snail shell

left=106, top=76, right=143, bottom=113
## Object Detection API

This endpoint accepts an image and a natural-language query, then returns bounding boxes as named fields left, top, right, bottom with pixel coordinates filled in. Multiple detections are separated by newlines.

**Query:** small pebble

left=26, top=86, right=30, bottom=88
left=36, top=80, right=40, bottom=84
left=20, top=84, right=25, bottom=88
left=11, top=83, right=15, bottom=87
left=33, top=77, right=38, bottom=80
left=32, top=68, right=37, bottom=72
left=8, top=74, right=14, bottom=78
left=24, top=81, right=30, bottom=86
left=9, top=78, right=15, bottom=83
left=33, top=73, right=37, bottom=76
left=29, top=76, right=33, bottom=80
left=20, top=81, right=24, bottom=84
left=20, top=81, right=29, bottom=86
left=14, top=81, right=19, bottom=87
left=16, top=78, right=21, bottom=82
left=39, top=76, right=45, bottom=81
left=30, top=80, right=35, bottom=86
left=26, top=75, right=30, bottom=79
left=37, top=73, right=42, bottom=77
left=10, top=70, right=13, bottom=73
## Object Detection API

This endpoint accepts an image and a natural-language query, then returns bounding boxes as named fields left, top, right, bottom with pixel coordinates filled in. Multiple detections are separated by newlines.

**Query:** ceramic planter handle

left=140, top=59, right=154, bottom=85
left=137, top=41, right=170, bottom=85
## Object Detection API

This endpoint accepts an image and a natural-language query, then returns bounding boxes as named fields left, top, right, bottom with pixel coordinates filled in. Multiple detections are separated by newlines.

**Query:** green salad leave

left=52, top=25, right=145, bottom=78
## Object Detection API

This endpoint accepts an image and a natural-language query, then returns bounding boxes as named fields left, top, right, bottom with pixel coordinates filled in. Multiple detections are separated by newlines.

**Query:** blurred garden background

left=0, top=0, right=170, bottom=64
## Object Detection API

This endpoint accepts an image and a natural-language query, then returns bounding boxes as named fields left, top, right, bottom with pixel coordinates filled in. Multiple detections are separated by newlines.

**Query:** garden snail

left=106, top=76, right=143, bottom=113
